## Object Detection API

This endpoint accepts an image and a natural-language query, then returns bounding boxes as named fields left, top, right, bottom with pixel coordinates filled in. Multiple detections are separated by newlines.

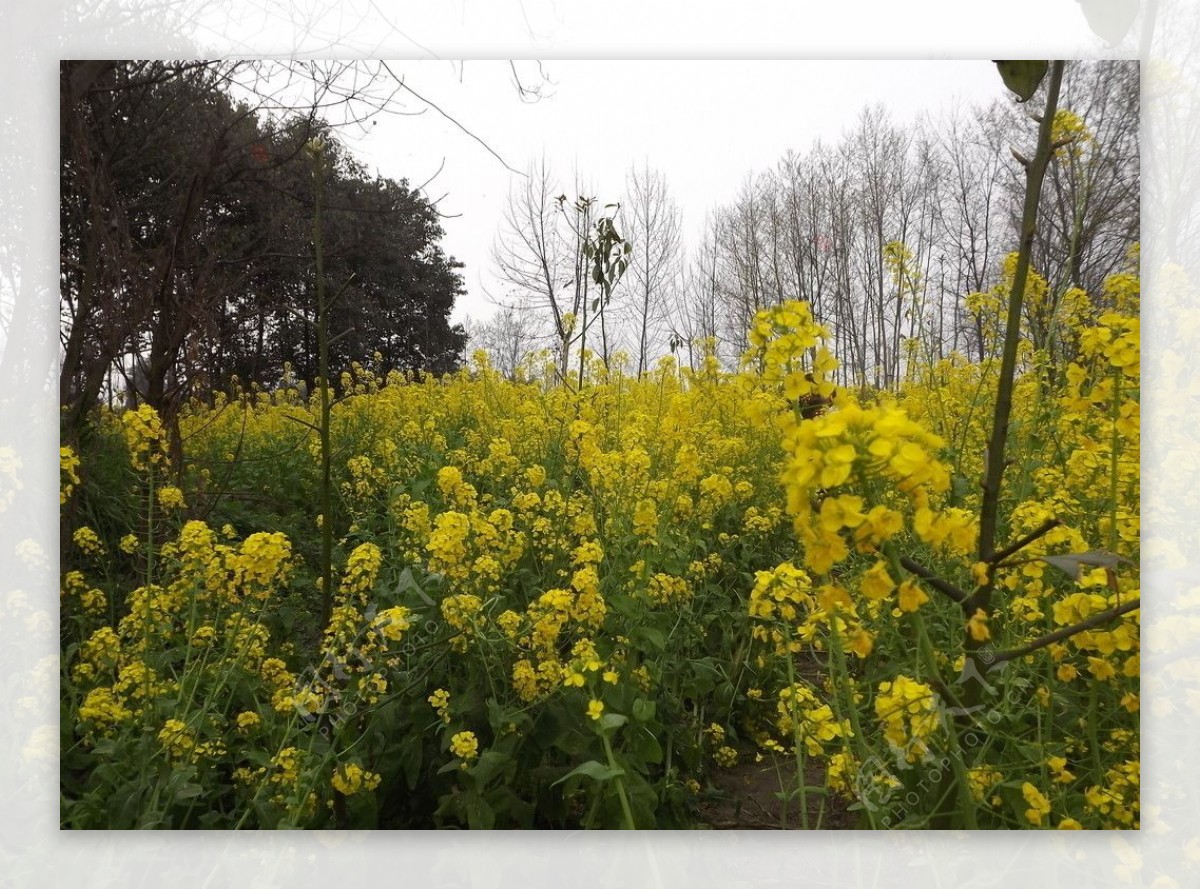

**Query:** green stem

left=912, top=613, right=977, bottom=829
left=783, top=643, right=809, bottom=829
left=600, top=731, right=636, bottom=830
left=976, top=61, right=1065, bottom=586
left=142, top=463, right=155, bottom=716
left=310, top=142, right=334, bottom=629
left=825, top=619, right=878, bottom=829
left=145, top=464, right=155, bottom=587
left=1087, top=681, right=1103, bottom=780
left=968, top=61, right=1066, bottom=713
left=1108, top=369, right=1121, bottom=552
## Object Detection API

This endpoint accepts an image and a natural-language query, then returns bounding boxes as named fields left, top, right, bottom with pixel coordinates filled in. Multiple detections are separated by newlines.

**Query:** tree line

left=481, top=60, right=1138, bottom=386
left=60, top=61, right=467, bottom=445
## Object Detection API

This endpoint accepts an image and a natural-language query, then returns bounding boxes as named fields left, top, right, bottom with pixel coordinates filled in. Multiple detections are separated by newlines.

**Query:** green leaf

left=627, top=726, right=663, bottom=765
left=636, top=625, right=666, bottom=651
left=398, top=731, right=424, bottom=789
left=466, top=792, right=495, bottom=830
left=551, top=759, right=624, bottom=787
left=486, top=697, right=507, bottom=731
left=608, top=592, right=639, bottom=619
left=994, top=60, right=1049, bottom=102
left=599, top=712, right=628, bottom=732
left=174, top=783, right=205, bottom=801
left=686, top=657, right=721, bottom=696
left=632, top=698, right=656, bottom=723
left=471, top=750, right=510, bottom=785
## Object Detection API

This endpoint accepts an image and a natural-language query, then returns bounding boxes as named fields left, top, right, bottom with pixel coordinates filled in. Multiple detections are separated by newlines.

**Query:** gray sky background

left=336, top=60, right=1016, bottom=324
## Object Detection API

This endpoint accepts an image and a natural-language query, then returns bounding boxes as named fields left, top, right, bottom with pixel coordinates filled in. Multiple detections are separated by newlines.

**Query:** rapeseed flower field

left=58, top=258, right=1139, bottom=829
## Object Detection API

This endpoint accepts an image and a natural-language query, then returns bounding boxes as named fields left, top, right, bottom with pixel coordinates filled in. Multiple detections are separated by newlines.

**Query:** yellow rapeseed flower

left=966, top=608, right=991, bottom=642
left=450, top=731, right=479, bottom=761
left=1022, top=782, right=1051, bottom=826
left=156, top=486, right=186, bottom=510
left=897, top=579, right=929, bottom=613
left=332, top=762, right=382, bottom=796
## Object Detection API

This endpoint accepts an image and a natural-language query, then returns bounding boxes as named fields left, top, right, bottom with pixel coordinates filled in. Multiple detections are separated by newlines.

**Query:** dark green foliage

left=60, top=61, right=467, bottom=439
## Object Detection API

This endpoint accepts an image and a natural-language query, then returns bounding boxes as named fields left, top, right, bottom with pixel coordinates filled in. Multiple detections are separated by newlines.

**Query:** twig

left=988, top=518, right=1062, bottom=565
left=379, top=61, right=523, bottom=176
left=283, top=413, right=321, bottom=433
left=991, top=598, right=1140, bottom=664
left=900, top=557, right=969, bottom=605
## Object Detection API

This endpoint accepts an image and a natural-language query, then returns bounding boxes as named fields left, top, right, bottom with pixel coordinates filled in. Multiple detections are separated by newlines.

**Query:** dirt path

left=696, top=748, right=859, bottom=830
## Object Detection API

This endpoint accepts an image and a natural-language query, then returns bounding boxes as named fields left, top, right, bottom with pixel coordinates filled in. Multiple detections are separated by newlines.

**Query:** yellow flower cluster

left=776, top=681, right=850, bottom=757
left=267, top=747, right=306, bottom=803
left=373, top=606, right=412, bottom=643
left=63, top=570, right=108, bottom=616
left=748, top=562, right=816, bottom=654
left=60, top=446, right=81, bottom=504
left=341, top=542, right=382, bottom=605
left=1021, top=781, right=1051, bottom=826
left=425, top=507, right=524, bottom=593
left=450, top=730, right=479, bottom=762
left=1085, top=758, right=1139, bottom=828
left=235, top=711, right=260, bottom=732
left=121, top=404, right=169, bottom=472
left=77, top=686, right=134, bottom=733
left=332, top=762, right=382, bottom=796
left=232, top=532, right=293, bottom=594
left=428, top=688, right=451, bottom=723
left=632, top=499, right=659, bottom=540
left=436, top=465, right=478, bottom=509
left=645, top=572, right=690, bottom=605
left=157, top=718, right=195, bottom=759
left=780, top=401, right=953, bottom=574
left=713, top=746, right=738, bottom=768
left=874, top=675, right=940, bottom=763
left=967, top=766, right=1003, bottom=803
left=156, top=485, right=186, bottom=510
left=440, top=593, right=485, bottom=651
left=344, top=454, right=387, bottom=502
left=747, top=562, right=876, bottom=659
left=743, top=300, right=837, bottom=402
left=68, top=517, right=304, bottom=748
left=73, top=526, right=105, bottom=557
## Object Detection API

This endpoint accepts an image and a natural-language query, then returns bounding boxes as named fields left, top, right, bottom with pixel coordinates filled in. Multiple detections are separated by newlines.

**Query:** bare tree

left=492, top=156, right=574, bottom=376
left=1035, top=60, right=1141, bottom=299
left=621, top=162, right=681, bottom=375
left=492, top=158, right=630, bottom=382
left=714, top=173, right=774, bottom=357
left=931, top=102, right=1010, bottom=360
left=670, top=213, right=721, bottom=370
left=467, top=303, right=545, bottom=379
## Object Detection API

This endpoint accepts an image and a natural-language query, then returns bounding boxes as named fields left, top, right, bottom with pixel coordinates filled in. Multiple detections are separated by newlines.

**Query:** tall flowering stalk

left=968, top=61, right=1065, bottom=692
left=308, top=138, right=335, bottom=628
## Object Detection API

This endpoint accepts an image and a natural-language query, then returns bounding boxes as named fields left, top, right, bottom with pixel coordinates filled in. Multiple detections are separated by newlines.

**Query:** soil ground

left=697, top=749, right=859, bottom=830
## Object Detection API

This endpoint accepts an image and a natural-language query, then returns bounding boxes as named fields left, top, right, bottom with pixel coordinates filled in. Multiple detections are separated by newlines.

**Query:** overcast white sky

left=337, top=60, right=1013, bottom=324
